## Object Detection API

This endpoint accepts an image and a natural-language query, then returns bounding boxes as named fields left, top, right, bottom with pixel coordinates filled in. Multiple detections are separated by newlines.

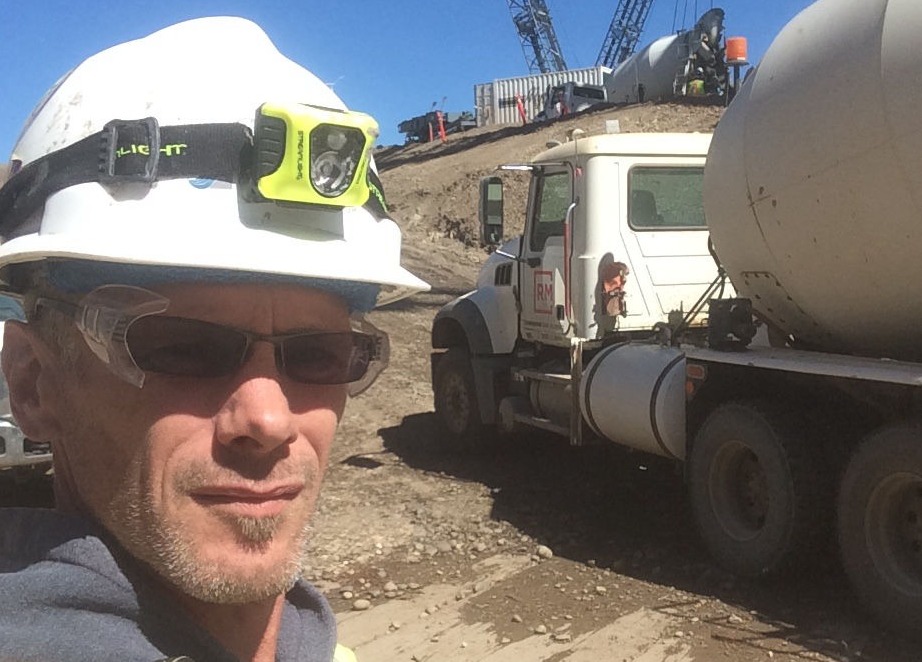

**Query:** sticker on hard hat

left=255, top=103, right=379, bottom=208
left=188, top=178, right=231, bottom=190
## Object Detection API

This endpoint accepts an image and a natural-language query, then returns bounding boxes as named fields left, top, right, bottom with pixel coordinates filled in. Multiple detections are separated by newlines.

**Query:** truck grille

left=495, top=262, right=513, bottom=286
left=25, top=439, right=51, bottom=456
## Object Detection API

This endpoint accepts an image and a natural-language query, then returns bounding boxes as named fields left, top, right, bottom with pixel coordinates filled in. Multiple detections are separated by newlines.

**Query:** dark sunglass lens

left=282, top=332, right=372, bottom=384
left=126, top=317, right=247, bottom=377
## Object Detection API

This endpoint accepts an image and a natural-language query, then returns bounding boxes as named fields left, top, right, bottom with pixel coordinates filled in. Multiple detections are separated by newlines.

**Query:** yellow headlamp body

left=254, top=103, right=379, bottom=208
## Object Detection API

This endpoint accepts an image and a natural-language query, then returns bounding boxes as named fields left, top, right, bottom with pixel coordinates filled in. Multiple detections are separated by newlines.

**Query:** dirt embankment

left=375, top=102, right=723, bottom=292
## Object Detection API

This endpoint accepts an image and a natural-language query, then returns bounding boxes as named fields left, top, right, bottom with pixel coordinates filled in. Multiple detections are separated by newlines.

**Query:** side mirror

left=479, top=176, right=504, bottom=246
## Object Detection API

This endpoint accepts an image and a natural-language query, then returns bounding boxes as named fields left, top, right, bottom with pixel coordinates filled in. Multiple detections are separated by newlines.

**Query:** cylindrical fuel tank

left=579, top=343, right=686, bottom=459
left=704, top=0, right=922, bottom=359
left=529, top=379, right=571, bottom=429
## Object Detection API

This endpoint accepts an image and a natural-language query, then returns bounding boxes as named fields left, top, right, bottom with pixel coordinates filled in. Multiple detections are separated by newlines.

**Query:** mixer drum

left=704, top=0, right=922, bottom=359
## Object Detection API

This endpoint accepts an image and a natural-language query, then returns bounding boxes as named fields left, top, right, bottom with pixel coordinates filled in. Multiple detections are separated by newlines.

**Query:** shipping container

left=474, top=66, right=612, bottom=127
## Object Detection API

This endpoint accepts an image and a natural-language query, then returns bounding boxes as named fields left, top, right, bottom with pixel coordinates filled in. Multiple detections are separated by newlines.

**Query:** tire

left=688, top=401, right=828, bottom=577
left=433, top=348, right=483, bottom=442
left=838, top=426, right=922, bottom=639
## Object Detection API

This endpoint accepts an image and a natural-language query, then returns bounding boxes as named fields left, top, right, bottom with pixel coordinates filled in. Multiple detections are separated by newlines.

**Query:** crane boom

left=506, top=0, right=568, bottom=74
left=596, top=0, right=656, bottom=68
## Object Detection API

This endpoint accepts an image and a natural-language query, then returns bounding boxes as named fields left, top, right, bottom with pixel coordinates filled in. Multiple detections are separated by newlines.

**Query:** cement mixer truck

left=429, top=0, right=922, bottom=639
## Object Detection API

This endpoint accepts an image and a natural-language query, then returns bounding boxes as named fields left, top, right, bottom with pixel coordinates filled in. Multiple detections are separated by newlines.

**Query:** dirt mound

left=375, top=101, right=724, bottom=291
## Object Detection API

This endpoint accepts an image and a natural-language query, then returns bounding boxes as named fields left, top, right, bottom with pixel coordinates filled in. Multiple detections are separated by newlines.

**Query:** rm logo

left=534, top=270, right=554, bottom=314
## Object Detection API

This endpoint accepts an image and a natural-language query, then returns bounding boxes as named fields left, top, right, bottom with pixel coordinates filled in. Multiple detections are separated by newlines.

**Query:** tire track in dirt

left=336, top=554, right=693, bottom=661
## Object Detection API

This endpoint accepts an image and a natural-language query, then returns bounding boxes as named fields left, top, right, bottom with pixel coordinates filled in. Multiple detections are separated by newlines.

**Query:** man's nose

left=213, top=343, right=297, bottom=454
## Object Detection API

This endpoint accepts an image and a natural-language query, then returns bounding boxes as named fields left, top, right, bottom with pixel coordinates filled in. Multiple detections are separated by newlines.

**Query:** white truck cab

left=506, top=132, right=715, bottom=348
left=538, top=82, right=609, bottom=122
left=431, top=131, right=723, bottom=451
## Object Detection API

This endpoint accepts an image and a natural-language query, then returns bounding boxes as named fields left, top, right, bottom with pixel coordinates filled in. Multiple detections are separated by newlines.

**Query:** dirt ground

left=1, top=102, right=918, bottom=660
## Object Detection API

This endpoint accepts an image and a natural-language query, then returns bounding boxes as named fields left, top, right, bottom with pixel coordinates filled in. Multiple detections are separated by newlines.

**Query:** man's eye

left=135, top=342, right=230, bottom=376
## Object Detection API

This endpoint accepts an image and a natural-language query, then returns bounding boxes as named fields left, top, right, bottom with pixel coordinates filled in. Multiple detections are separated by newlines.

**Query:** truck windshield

left=573, top=86, right=606, bottom=101
left=529, top=170, right=571, bottom=252
left=628, top=166, right=706, bottom=230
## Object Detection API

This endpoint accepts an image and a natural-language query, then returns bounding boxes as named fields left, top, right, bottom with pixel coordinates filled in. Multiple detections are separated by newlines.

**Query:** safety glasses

left=126, top=315, right=377, bottom=383
left=36, top=285, right=388, bottom=394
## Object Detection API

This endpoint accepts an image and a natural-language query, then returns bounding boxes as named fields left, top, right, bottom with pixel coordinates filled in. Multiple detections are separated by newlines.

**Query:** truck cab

left=431, top=131, right=719, bottom=439
left=538, top=82, right=608, bottom=121
left=469, top=132, right=715, bottom=350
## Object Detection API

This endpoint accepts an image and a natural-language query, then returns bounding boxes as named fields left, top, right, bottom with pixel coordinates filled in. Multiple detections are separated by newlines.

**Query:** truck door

left=621, top=164, right=717, bottom=326
left=519, top=166, right=572, bottom=345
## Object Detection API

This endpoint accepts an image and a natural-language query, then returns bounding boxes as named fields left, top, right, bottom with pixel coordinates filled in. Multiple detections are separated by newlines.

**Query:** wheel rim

left=865, top=473, right=922, bottom=597
left=708, top=441, right=770, bottom=541
left=440, top=371, right=471, bottom=436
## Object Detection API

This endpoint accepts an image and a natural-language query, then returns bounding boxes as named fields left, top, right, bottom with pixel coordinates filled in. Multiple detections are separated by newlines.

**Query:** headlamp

left=255, top=103, right=379, bottom=208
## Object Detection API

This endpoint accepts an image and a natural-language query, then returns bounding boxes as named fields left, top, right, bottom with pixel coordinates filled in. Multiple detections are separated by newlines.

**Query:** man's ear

left=2, top=320, right=64, bottom=442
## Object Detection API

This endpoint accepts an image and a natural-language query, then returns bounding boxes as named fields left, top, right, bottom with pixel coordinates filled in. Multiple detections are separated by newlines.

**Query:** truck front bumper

left=0, top=418, right=52, bottom=470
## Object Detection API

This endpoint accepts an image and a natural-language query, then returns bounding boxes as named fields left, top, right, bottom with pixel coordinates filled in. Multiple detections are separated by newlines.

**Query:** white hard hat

left=0, top=17, right=429, bottom=311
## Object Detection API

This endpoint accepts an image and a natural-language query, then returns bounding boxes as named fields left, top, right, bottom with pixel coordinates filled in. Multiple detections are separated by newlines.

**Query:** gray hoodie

left=0, top=508, right=337, bottom=661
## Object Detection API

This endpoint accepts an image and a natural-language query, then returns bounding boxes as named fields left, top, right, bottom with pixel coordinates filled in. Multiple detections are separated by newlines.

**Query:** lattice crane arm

left=596, top=0, right=656, bottom=68
left=506, top=0, right=568, bottom=74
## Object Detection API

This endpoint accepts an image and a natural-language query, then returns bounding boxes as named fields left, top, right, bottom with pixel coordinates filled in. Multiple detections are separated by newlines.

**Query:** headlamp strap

left=365, top=169, right=388, bottom=220
left=0, top=119, right=252, bottom=236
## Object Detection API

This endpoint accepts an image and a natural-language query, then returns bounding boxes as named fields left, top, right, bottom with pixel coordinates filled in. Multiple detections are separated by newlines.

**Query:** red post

left=436, top=111, right=447, bottom=142
left=515, top=94, right=527, bottom=125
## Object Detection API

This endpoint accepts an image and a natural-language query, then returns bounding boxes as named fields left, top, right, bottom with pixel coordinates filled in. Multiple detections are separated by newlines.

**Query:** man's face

left=47, top=281, right=350, bottom=604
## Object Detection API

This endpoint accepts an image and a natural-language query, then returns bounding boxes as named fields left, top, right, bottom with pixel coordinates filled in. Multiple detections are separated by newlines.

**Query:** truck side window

left=572, top=86, right=606, bottom=101
left=628, top=166, right=706, bottom=230
left=529, top=171, right=571, bottom=252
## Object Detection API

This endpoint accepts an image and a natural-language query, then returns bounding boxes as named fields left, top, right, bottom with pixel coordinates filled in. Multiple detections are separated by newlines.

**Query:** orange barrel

left=725, top=36, right=748, bottom=63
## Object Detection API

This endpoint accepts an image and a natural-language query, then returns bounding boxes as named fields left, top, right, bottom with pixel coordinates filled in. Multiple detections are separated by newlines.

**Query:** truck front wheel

left=433, top=348, right=483, bottom=442
left=688, top=401, right=827, bottom=576
left=838, top=426, right=922, bottom=639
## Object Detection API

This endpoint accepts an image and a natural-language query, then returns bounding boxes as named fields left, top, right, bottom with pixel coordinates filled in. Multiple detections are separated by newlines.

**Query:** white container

left=474, top=66, right=612, bottom=127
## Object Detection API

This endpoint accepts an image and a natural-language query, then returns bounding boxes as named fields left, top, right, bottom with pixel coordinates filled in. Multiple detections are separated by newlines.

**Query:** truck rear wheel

left=433, top=348, right=482, bottom=442
left=688, top=401, right=827, bottom=577
left=838, top=426, right=922, bottom=639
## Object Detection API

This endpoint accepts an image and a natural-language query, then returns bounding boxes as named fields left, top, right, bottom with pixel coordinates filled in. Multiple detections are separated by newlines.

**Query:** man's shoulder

left=0, top=508, right=172, bottom=660
left=0, top=507, right=136, bottom=607
left=0, top=509, right=341, bottom=662
left=0, top=507, right=115, bottom=572
left=276, top=579, right=339, bottom=661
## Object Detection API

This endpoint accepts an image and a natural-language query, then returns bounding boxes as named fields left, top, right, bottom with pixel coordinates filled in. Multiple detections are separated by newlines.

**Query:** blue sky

left=1, top=0, right=814, bottom=153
